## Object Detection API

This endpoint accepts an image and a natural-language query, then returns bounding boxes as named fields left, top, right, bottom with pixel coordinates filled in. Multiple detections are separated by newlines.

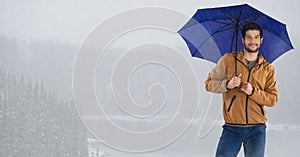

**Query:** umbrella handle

left=234, top=51, right=238, bottom=76
left=235, top=87, right=243, bottom=93
left=234, top=52, right=242, bottom=92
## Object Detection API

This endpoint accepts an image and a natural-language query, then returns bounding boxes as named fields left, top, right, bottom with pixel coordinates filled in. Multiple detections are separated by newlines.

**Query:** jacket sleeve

left=249, top=65, right=278, bottom=107
left=205, top=56, right=228, bottom=93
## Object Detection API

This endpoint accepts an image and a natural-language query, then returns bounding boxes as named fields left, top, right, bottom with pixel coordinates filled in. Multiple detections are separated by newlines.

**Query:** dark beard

left=244, top=44, right=260, bottom=53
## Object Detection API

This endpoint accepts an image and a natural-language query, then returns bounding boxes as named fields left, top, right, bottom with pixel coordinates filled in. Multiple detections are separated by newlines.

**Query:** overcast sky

left=1, top=0, right=299, bottom=45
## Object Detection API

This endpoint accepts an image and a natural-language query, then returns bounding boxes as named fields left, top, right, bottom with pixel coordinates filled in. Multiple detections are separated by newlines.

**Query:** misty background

left=1, top=0, right=300, bottom=157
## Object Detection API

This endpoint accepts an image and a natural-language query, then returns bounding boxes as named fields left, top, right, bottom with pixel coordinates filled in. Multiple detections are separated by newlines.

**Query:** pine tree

left=0, top=69, right=88, bottom=156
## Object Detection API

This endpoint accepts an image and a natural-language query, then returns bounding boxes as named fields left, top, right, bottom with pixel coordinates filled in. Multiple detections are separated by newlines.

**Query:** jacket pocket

left=257, top=104, right=265, bottom=116
left=227, top=95, right=236, bottom=112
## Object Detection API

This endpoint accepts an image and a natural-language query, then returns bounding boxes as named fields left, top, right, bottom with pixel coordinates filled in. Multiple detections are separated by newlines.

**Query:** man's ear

left=260, top=37, right=263, bottom=44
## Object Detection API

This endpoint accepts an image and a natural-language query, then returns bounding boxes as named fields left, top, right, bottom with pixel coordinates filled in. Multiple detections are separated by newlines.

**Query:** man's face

left=242, top=30, right=263, bottom=53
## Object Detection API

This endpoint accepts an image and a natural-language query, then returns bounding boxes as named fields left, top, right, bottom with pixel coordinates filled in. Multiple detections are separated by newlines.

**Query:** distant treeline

left=0, top=69, right=88, bottom=157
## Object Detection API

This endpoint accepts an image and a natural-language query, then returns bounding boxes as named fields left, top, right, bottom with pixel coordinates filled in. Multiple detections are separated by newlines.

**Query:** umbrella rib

left=220, top=10, right=237, bottom=25
left=241, top=16, right=263, bottom=25
left=205, top=19, right=232, bottom=25
left=179, top=15, right=262, bottom=33
left=178, top=19, right=232, bottom=32
left=214, top=25, right=236, bottom=34
left=191, top=25, right=236, bottom=57
left=199, top=8, right=244, bottom=56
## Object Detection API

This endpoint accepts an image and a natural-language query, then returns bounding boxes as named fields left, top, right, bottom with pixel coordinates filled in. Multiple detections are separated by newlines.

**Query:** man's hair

left=241, top=22, right=263, bottom=38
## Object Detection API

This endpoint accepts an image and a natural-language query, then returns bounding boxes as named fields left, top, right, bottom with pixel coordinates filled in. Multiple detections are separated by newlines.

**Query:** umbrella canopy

left=178, top=3, right=293, bottom=63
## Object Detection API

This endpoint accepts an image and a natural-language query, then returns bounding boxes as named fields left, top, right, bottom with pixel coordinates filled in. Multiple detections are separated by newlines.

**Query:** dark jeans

left=216, top=124, right=266, bottom=157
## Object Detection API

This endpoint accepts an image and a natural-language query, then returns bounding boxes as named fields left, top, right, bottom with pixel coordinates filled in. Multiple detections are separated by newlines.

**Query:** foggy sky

left=1, top=0, right=298, bottom=45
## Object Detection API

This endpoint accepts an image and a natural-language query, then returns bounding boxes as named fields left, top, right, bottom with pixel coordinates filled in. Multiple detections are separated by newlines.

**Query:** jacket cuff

left=225, top=80, right=231, bottom=90
left=249, top=87, right=255, bottom=96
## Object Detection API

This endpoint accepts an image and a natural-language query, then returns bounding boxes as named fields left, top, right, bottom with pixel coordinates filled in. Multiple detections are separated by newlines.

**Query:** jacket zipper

left=238, top=55, right=263, bottom=124
left=245, top=68, right=253, bottom=124
left=227, top=95, right=236, bottom=112
left=258, top=104, right=265, bottom=116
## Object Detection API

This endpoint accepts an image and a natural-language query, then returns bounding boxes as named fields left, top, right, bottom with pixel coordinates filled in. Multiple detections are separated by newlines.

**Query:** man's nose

left=249, top=38, right=255, bottom=43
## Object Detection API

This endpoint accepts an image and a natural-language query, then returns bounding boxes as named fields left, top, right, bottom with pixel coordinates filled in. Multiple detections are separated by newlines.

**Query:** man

left=205, top=22, right=278, bottom=157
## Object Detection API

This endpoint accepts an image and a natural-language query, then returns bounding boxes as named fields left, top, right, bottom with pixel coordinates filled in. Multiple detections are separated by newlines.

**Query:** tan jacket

left=205, top=51, right=278, bottom=125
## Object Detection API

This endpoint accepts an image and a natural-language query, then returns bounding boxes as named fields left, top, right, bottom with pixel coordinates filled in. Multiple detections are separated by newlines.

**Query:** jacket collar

left=235, top=51, right=266, bottom=66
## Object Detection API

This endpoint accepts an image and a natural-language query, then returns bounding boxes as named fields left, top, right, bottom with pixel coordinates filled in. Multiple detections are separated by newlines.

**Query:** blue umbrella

left=178, top=3, right=293, bottom=64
